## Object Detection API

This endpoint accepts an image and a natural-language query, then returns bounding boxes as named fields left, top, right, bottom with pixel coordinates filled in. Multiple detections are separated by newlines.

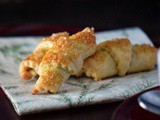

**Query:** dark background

left=0, top=0, right=160, bottom=38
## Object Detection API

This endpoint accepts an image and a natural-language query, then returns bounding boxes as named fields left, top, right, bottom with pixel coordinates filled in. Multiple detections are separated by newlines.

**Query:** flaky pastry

left=32, top=27, right=96, bottom=94
left=19, top=32, right=69, bottom=79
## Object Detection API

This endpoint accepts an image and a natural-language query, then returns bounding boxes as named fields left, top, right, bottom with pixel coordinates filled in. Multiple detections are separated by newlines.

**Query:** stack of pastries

left=19, top=28, right=157, bottom=94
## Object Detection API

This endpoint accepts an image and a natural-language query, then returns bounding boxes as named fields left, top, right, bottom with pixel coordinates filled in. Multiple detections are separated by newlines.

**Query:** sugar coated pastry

left=32, top=27, right=96, bottom=94
left=19, top=32, right=69, bottom=79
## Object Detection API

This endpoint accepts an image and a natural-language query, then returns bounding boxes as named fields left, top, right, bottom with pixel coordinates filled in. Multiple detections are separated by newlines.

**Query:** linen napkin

left=0, top=27, right=158, bottom=115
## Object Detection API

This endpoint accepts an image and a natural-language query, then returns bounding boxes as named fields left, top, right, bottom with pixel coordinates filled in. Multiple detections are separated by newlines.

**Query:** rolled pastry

left=19, top=32, right=69, bottom=80
left=32, top=27, right=96, bottom=94
left=76, top=38, right=157, bottom=81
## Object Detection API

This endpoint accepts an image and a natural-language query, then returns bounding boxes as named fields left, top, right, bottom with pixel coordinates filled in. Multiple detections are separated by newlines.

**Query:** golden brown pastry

left=32, top=27, right=96, bottom=94
left=19, top=32, right=69, bottom=80
left=76, top=38, right=157, bottom=81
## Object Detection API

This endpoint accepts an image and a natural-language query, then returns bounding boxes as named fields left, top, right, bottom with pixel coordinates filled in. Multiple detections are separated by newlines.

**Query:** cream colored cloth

left=0, top=27, right=158, bottom=115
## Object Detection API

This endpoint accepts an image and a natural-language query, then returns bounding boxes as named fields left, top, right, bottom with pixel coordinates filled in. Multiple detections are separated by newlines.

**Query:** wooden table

left=0, top=25, right=159, bottom=120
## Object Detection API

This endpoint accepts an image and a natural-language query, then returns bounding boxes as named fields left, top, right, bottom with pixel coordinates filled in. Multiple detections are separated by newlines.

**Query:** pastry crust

left=78, top=38, right=157, bottom=81
left=32, top=27, right=96, bottom=94
left=19, top=32, right=69, bottom=80
left=97, top=38, right=132, bottom=76
left=127, top=44, right=157, bottom=73
left=82, top=50, right=118, bottom=81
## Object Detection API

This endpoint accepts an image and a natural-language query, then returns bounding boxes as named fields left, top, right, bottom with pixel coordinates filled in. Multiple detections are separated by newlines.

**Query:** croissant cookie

left=76, top=38, right=157, bottom=81
left=32, top=27, right=96, bottom=94
left=19, top=32, right=69, bottom=80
